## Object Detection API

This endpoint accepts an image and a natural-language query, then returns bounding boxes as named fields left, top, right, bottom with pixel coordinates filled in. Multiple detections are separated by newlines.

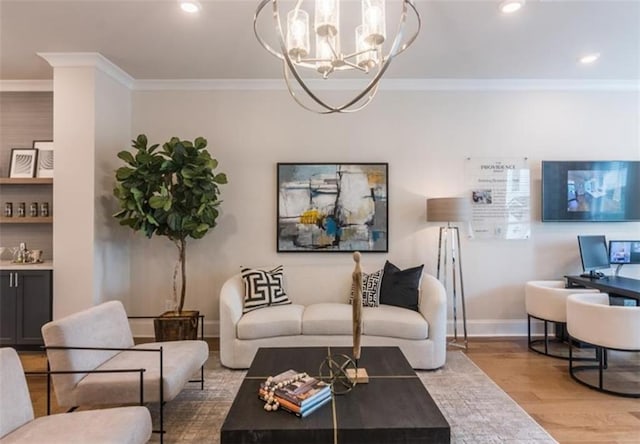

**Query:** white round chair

left=566, top=293, right=640, bottom=398
left=525, top=280, right=599, bottom=359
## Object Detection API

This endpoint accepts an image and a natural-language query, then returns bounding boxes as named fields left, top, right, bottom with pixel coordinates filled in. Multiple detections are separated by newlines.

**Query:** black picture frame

left=277, top=162, right=389, bottom=252
left=9, top=148, right=38, bottom=178
left=33, top=140, right=54, bottom=178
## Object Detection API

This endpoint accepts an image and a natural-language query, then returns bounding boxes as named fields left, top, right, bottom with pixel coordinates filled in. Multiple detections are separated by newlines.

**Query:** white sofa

left=219, top=265, right=447, bottom=369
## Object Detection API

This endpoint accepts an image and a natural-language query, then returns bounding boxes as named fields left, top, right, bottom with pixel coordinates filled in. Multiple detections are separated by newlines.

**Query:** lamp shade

left=426, top=197, right=470, bottom=222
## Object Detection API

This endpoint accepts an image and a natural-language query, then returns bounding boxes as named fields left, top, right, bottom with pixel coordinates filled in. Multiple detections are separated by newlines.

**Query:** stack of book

left=259, top=370, right=332, bottom=417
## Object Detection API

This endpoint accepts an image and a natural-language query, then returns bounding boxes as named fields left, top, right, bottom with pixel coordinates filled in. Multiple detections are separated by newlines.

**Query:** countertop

left=0, top=260, right=53, bottom=270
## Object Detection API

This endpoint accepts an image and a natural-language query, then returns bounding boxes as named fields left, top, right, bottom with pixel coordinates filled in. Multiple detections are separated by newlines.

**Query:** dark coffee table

left=221, top=346, right=450, bottom=444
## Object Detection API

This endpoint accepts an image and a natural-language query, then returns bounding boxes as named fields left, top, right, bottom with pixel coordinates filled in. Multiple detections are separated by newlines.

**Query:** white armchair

left=566, top=293, right=640, bottom=398
left=40, top=301, right=209, bottom=443
left=0, top=347, right=152, bottom=444
left=525, top=280, right=599, bottom=359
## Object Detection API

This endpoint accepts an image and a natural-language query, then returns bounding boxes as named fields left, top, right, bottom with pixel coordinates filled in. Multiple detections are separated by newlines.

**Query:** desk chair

left=525, top=280, right=599, bottom=359
left=567, top=293, right=640, bottom=398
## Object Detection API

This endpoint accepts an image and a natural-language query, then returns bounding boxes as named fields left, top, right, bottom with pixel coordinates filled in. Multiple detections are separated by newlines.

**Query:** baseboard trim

left=450, top=318, right=554, bottom=338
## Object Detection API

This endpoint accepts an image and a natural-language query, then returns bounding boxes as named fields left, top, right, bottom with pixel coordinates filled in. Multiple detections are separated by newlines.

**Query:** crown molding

left=133, top=78, right=640, bottom=92
left=37, top=52, right=135, bottom=89
left=3, top=77, right=638, bottom=93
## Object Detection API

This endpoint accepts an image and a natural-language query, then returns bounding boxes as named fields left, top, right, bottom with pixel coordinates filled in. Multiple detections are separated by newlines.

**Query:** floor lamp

left=426, top=197, right=471, bottom=349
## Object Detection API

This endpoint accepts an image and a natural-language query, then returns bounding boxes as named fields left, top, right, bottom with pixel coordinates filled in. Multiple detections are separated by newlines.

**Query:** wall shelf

left=0, top=178, right=53, bottom=185
left=0, top=217, right=53, bottom=224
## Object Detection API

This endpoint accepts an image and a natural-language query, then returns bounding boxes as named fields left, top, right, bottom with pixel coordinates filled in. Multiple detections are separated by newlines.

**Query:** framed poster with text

left=465, top=157, right=530, bottom=240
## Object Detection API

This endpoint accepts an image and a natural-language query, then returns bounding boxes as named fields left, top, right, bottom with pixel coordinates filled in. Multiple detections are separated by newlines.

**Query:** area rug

left=149, top=351, right=556, bottom=443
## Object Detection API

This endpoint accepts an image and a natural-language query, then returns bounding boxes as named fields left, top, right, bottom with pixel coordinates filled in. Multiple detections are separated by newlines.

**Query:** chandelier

left=254, top=0, right=421, bottom=114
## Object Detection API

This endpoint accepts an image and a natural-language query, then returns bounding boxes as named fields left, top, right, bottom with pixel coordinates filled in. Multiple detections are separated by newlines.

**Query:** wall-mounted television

left=541, top=160, right=640, bottom=222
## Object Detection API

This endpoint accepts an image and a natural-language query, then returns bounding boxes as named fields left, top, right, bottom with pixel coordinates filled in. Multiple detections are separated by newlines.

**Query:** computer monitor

left=577, top=235, right=609, bottom=278
left=609, top=240, right=640, bottom=267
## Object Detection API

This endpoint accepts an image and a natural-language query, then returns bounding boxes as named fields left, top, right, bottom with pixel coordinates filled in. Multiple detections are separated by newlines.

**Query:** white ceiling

left=1, top=0, right=639, bottom=81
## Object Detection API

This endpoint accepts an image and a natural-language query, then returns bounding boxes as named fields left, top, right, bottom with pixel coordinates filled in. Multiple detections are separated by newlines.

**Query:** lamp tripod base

left=448, top=338, right=468, bottom=350
left=346, top=367, right=369, bottom=384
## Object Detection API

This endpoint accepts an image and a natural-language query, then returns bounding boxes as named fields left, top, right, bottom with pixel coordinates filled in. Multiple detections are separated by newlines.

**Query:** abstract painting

left=277, top=163, right=388, bottom=252
left=9, top=148, right=37, bottom=178
left=34, top=140, right=54, bottom=178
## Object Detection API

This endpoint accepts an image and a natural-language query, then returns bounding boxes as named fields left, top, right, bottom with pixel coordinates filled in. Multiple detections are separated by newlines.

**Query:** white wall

left=129, top=87, right=640, bottom=336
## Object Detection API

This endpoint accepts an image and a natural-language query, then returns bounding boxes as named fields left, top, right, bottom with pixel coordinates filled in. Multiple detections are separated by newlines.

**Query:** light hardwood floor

left=17, top=338, right=640, bottom=443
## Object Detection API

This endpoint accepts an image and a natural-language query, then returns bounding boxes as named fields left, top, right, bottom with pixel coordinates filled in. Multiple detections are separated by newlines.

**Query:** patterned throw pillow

left=350, top=269, right=384, bottom=307
left=241, top=266, right=291, bottom=313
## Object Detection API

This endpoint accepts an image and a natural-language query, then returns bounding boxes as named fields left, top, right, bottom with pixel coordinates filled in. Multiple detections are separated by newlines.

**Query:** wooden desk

left=565, top=275, right=640, bottom=302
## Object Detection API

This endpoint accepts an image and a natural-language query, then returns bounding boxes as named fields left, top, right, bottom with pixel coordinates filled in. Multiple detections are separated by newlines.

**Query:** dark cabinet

left=0, top=269, right=52, bottom=348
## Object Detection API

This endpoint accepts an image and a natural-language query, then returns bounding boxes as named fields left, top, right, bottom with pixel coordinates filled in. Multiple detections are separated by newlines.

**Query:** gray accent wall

left=0, top=92, right=53, bottom=259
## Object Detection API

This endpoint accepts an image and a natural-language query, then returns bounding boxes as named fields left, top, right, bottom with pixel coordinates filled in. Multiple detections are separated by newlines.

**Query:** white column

left=38, top=53, right=133, bottom=319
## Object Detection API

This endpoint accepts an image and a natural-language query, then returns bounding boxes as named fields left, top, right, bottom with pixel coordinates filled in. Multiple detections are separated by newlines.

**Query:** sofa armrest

left=219, top=273, right=245, bottom=368
left=419, top=274, right=447, bottom=366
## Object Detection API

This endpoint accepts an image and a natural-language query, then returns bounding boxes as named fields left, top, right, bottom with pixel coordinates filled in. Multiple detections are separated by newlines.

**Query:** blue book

left=279, top=391, right=332, bottom=417
left=299, top=394, right=332, bottom=418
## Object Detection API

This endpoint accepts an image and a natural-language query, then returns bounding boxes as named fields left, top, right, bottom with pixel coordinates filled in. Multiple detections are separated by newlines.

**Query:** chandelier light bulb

left=356, top=24, right=379, bottom=71
left=363, top=0, right=386, bottom=45
left=287, top=9, right=310, bottom=60
left=315, top=0, right=339, bottom=37
left=254, top=0, right=421, bottom=113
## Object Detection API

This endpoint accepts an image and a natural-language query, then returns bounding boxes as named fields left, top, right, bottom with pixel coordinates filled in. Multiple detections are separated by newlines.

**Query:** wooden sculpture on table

left=348, top=251, right=369, bottom=383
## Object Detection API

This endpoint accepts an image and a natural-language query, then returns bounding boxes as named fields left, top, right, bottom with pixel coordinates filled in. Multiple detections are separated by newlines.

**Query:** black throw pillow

left=379, top=261, right=424, bottom=311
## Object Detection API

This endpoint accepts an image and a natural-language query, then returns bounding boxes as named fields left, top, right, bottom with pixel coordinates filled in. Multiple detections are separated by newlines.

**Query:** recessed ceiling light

left=179, top=1, right=201, bottom=14
left=499, top=0, right=525, bottom=14
left=579, top=53, right=600, bottom=65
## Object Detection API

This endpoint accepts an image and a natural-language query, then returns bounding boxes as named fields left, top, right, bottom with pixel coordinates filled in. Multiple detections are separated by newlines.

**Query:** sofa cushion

left=75, top=340, right=208, bottom=405
left=302, top=303, right=352, bottom=335
left=379, top=261, right=424, bottom=311
left=2, top=406, right=151, bottom=444
left=237, top=304, right=305, bottom=340
left=241, top=266, right=291, bottom=313
left=363, top=305, right=428, bottom=340
left=350, top=269, right=383, bottom=307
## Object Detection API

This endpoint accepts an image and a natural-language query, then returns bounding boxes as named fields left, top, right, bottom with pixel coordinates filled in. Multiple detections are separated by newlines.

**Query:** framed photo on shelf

left=277, top=162, right=389, bottom=253
left=9, top=148, right=38, bottom=178
left=33, top=140, right=54, bottom=178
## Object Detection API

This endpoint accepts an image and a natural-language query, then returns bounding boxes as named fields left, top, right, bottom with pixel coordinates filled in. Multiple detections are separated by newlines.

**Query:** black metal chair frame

left=41, top=314, right=207, bottom=444
left=527, top=314, right=596, bottom=361
left=568, top=336, right=640, bottom=398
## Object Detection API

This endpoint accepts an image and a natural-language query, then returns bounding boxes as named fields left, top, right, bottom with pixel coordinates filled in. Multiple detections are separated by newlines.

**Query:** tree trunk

left=177, top=238, right=187, bottom=314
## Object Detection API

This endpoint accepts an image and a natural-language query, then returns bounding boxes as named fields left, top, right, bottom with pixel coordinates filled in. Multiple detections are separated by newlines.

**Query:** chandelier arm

left=283, top=64, right=337, bottom=114
left=342, top=60, right=367, bottom=72
left=253, top=0, right=286, bottom=61
left=390, top=0, right=422, bottom=58
left=282, top=62, right=378, bottom=114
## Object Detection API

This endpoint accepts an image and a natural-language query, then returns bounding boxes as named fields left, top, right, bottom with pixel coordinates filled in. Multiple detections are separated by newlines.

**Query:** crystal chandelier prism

left=254, top=0, right=421, bottom=114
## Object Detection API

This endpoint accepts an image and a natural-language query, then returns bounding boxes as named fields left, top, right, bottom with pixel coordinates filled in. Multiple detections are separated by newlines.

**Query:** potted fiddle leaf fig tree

left=113, top=134, right=227, bottom=341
